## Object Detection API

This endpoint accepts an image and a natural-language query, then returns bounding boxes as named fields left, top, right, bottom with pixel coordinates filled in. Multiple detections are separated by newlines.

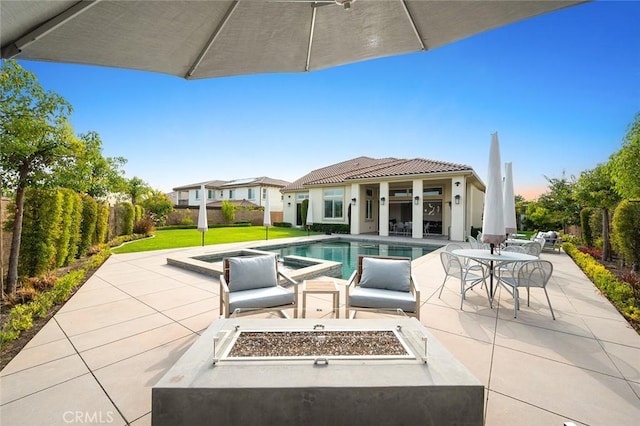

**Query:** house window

left=248, top=188, right=255, bottom=199
left=262, top=188, right=267, bottom=199
left=229, top=190, right=235, bottom=199
left=366, top=199, right=373, bottom=220
left=208, top=189, right=214, bottom=200
left=390, top=188, right=412, bottom=197
left=220, top=191, right=223, bottom=198
left=195, top=189, right=200, bottom=200
left=423, top=187, right=443, bottom=196
left=323, top=189, right=343, bottom=219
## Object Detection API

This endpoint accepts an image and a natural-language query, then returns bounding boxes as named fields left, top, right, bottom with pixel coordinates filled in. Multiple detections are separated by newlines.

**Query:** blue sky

left=17, top=0, right=640, bottom=200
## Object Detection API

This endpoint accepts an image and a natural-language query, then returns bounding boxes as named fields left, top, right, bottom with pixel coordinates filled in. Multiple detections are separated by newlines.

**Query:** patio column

left=350, top=183, right=360, bottom=235
left=412, top=179, right=423, bottom=239
left=450, top=176, right=466, bottom=241
left=379, top=182, right=389, bottom=237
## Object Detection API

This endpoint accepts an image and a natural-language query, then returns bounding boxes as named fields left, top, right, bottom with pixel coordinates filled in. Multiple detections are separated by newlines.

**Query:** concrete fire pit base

left=152, top=318, right=483, bottom=426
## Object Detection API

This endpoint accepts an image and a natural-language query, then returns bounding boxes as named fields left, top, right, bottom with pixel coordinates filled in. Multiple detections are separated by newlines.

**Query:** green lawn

left=111, top=227, right=318, bottom=254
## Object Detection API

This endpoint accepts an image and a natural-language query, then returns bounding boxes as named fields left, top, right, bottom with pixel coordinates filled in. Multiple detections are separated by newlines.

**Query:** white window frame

left=323, top=189, right=344, bottom=219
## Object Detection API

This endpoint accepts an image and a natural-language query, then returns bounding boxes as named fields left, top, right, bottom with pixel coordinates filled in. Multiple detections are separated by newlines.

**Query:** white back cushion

left=359, top=257, right=411, bottom=292
left=228, top=255, right=277, bottom=292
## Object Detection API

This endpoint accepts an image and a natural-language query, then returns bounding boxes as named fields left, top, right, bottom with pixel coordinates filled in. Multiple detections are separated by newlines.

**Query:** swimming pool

left=262, top=240, right=437, bottom=279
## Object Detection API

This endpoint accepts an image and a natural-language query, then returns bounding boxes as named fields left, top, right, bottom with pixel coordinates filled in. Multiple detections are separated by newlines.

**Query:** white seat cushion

left=228, top=286, right=295, bottom=313
left=349, top=287, right=417, bottom=313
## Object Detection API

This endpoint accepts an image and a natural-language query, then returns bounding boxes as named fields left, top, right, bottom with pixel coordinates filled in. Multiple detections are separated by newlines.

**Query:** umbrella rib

left=400, top=0, right=426, bottom=51
left=2, top=0, right=102, bottom=59
left=186, top=0, right=240, bottom=79
left=305, top=3, right=319, bottom=72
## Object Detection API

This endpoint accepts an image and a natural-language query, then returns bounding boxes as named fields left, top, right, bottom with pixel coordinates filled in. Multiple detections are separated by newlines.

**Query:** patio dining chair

left=438, top=251, right=490, bottom=309
left=219, top=254, right=299, bottom=318
left=467, top=235, right=480, bottom=249
left=346, top=255, right=420, bottom=320
left=499, top=260, right=555, bottom=319
left=522, top=241, right=542, bottom=257
left=496, top=245, right=526, bottom=280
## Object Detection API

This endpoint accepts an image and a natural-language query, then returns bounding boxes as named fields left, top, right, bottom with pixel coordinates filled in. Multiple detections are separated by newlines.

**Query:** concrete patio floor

left=1, top=236, right=639, bottom=425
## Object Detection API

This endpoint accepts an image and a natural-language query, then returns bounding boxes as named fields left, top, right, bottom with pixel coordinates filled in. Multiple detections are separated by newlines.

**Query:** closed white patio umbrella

left=481, top=132, right=506, bottom=251
left=264, top=191, right=272, bottom=240
left=503, top=162, right=517, bottom=239
left=306, top=198, right=313, bottom=236
left=197, top=184, right=208, bottom=247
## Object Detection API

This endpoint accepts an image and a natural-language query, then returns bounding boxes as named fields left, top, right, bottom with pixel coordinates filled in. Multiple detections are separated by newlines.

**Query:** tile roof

left=282, top=156, right=473, bottom=191
left=173, top=177, right=289, bottom=191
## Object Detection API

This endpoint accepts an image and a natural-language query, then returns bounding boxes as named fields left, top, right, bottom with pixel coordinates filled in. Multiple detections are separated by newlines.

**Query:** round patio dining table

left=452, top=249, right=537, bottom=304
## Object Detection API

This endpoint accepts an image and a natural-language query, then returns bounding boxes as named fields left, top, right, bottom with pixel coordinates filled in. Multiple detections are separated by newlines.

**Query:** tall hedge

left=94, top=202, right=110, bottom=244
left=78, top=194, right=98, bottom=257
left=580, top=207, right=594, bottom=247
left=65, top=191, right=83, bottom=264
left=612, top=200, right=640, bottom=272
left=118, top=202, right=135, bottom=236
left=19, top=188, right=63, bottom=277
left=54, top=189, right=78, bottom=267
left=134, top=204, right=144, bottom=223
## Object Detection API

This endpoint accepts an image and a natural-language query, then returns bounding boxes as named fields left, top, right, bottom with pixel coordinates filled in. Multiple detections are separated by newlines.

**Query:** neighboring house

left=281, top=156, right=486, bottom=242
left=172, top=177, right=290, bottom=212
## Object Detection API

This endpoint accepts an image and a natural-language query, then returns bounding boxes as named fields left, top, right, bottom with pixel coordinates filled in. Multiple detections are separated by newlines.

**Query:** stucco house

left=281, top=157, right=486, bottom=241
left=172, top=177, right=290, bottom=212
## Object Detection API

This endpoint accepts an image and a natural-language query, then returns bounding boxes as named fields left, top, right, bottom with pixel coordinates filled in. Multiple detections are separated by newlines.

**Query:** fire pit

left=153, top=318, right=483, bottom=425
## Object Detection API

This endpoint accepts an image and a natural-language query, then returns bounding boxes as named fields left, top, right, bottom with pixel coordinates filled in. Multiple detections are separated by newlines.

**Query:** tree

left=537, top=172, right=580, bottom=232
left=0, top=60, right=76, bottom=296
left=48, top=131, right=127, bottom=198
left=610, top=113, right=640, bottom=199
left=574, top=163, right=620, bottom=261
left=221, top=200, right=235, bottom=223
left=140, top=189, right=174, bottom=226
left=126, top=176, right=150, bottom=205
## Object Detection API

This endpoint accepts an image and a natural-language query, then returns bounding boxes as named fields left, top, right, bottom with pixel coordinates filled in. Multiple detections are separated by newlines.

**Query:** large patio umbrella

left=263, top=191, right=272, bottom=240
left=503, top=162, right=517, bottom=238
left=1, top=1, right=585, bottom=80
left=481, top=132, right=506, bottom=251
left=197, top=184, right=208, bottom=247
left=306, top=198, right=313, bottom=236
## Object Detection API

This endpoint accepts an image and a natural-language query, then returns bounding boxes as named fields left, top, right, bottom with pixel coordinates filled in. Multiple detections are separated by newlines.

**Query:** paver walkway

left=1, top=236, right=639, bottom=425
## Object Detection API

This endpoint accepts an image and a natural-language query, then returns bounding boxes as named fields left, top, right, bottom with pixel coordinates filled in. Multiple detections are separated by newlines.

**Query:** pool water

left=264, top=240, right=437, bottom=279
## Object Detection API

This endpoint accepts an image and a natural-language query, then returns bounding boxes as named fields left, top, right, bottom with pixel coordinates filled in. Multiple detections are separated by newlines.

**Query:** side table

left=302, top=280, right=340, bottom=318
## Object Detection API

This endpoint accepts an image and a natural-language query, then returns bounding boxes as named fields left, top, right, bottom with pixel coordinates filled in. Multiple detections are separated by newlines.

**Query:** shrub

left=65, top=191, right=83, bottom=264
left=116, top=202, right=135, bottom=236
left=0, top=247, right=111, bottom=345
left=180, top=214, right=194, bottom=225
left=94, top=202, right=110, bottom=244
left=310, top=223, right=350, bottom=234
left=563, top=242, right=640, bottom=325
left=19, top=188, right=63, bottom=277
left=589, top=209, right=603, bottom=241
left=78, top=194, right=98, bottom=257
left=133, top=218, right=156, bottom=236
left=580, top=207, right=594, bottom=247
left=274, top=222, right=292, bottom=228
left=578, top=246, right=602, bottom=260
left=612, top=200, right=640, bottom=272
left=221, top=200, right=235, bottom=223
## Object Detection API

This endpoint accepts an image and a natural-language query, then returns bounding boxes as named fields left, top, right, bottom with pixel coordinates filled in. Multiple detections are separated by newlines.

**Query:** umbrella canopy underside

left=1, top=0, right=586, bottom=79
